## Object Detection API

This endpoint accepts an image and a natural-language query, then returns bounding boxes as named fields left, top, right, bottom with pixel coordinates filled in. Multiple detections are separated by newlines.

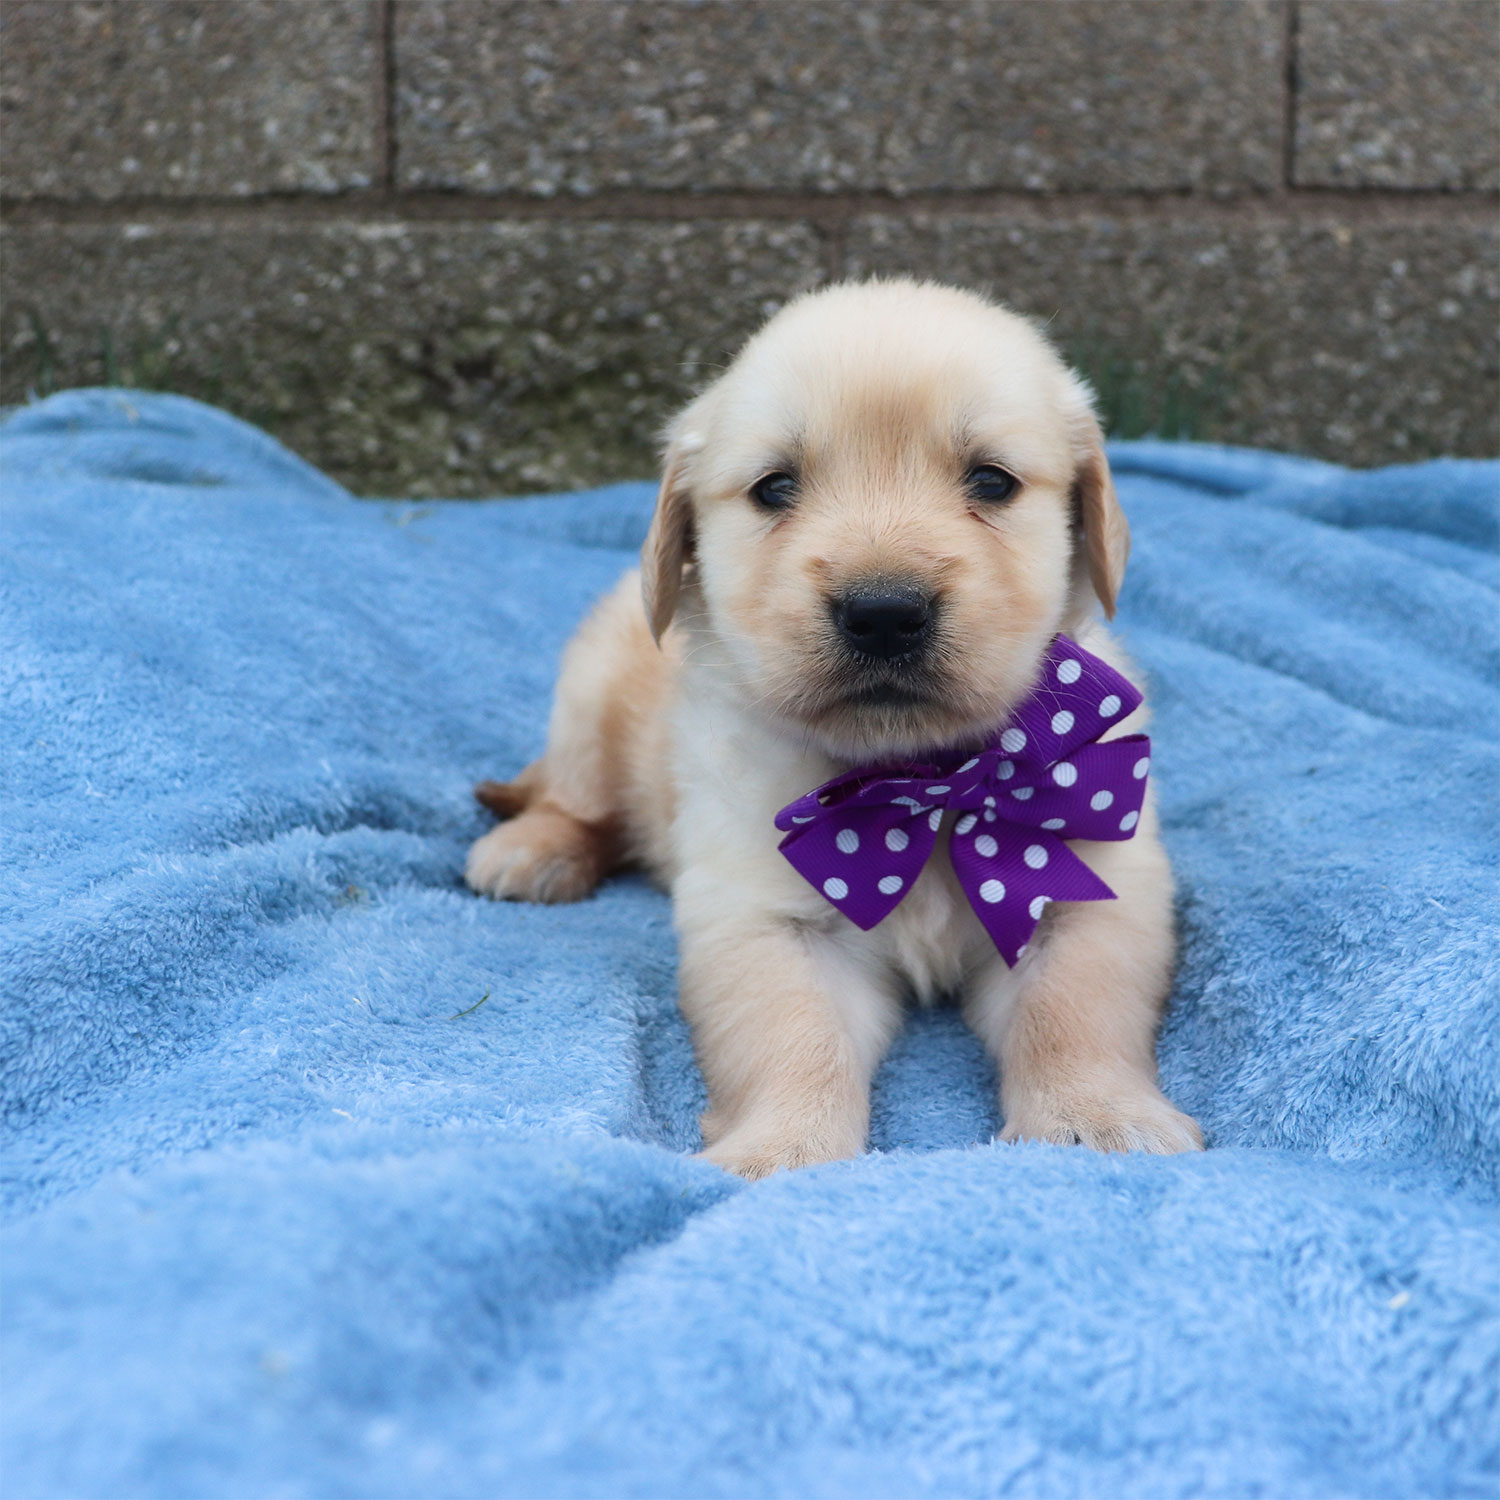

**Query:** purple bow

left=774, top=635, right=1152, bottom=965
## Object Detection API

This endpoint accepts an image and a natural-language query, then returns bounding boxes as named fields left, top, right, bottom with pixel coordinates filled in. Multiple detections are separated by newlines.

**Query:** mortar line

left=1284, top=0, right=1301, bottom=190
left=369, top=0, right=391, bottom=193
left=3, top=186, right=1495, bottom=229
left=380, top=0, right=398, bottom=194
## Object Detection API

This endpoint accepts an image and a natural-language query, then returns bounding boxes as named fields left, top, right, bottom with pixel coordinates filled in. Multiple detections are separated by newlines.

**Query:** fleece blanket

left=2, top=389, right=1497, bottom=1500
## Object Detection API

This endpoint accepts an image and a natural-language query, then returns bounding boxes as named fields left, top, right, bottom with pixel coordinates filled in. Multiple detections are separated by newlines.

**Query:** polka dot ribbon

left=774, top=635, right=1152, bottom=966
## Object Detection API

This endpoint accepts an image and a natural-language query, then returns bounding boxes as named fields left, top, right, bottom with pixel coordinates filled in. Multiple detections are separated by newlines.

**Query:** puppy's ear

left=640, top=437, right=696, bottom=644
left=1069, top=403, right=1130, bottom=619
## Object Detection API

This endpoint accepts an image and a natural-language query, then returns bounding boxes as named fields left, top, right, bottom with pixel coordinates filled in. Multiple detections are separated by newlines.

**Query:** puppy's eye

left=750, top=471, right=798, bottom=511
left=965, top=465, right=1020, bottom=504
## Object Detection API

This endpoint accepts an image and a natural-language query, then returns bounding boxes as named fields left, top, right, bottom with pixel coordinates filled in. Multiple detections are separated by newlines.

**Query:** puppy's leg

left=679, top=908, right=901, bottom=1180
left=465, top=798, right=617, bottom=905
left=465, top=737, right=619, bottom=905
left=963, top=848, right=1202, bottom=1155
left=466, top=572, right=668, bottom=904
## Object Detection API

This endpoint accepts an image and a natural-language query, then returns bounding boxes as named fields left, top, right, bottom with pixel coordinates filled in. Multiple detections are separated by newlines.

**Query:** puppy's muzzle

left=831, top=586, right=935, bottom=662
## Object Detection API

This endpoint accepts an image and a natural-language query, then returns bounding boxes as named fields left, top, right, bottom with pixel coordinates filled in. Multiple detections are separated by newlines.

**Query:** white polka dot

left=1099, top=694, right=1122, bottom=717
left=893, top=795, right=924, bottom=808
left=1010, top=786, right=1034, bottom=801
left=823, top=877, right=848, bottom=900
left=1016, top=944, right=1028, bottom=959
left=791, top=815, right=814, bottom=824
left=957, top=758, right=979, bottom=773
left=1057, top=658, right=1082, bottom=684
left=996, top=760, right=1015, bottom=781
left=1000, top=728, right=1027, bottom=754
left=975, top=834, right=998, bottom=858
left=979, top=878, right=1005, bottom=903
left=984, top=796, right=997, bottom=807
left=1133, top=757, right=1150, bottom=780
left=1052, top=761, right=1077, bottom=787
left=877, top=874, right=904, bottom=896
left=1090, top=790, right=1114, bottom=811
left=835, top=827, right=860, bottom=854
left=1119, top=810, right=1140, bottom=832
left=1041, top=818, right=1066, bottom=830
left=926, top=785, right=950, bottom=796
left=1051, top=710, right=1075, bottom=735
left=984, top=810, right=997, bottom=822
left=885, top=826, right=909, bottom=852
left=1029, top=895, right=1049, bottom=921
left=928, top=809, right=943, bottom=831
left=1023, top=844, right=1048, bottom=869
left=955, top=813, right=977, bottom=836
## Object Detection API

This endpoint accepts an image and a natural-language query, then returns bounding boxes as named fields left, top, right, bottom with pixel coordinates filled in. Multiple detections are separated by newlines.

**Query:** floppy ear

left=640, top=443, right=695, bottom=644
left=1071, top=412, right=1130, bottom=619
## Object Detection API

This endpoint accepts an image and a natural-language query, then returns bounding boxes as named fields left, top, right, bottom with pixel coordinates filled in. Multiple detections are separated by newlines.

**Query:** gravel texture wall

left=3, top=0, right=1496, bottom=496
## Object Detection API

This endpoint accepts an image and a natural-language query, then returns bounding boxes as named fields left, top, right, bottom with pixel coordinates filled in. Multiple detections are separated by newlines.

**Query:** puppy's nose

left=833, top=588, right=934, bottom=660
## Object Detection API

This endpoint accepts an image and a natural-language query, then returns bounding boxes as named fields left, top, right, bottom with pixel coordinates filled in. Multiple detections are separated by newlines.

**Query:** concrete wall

left=3, top=0, right=1496, bottom=496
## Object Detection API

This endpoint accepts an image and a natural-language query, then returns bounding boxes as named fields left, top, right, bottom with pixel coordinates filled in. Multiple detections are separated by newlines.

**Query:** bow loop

left=774, top=635, right=1152, bottom=965
left=989, top=639, right=1144, bottom=770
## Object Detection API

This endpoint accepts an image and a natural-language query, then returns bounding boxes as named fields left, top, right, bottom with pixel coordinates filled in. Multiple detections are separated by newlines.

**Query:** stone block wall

left=3, top=0, right=1496, bottom=496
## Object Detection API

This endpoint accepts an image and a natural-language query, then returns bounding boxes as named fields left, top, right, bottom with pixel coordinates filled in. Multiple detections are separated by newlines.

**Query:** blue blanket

left=3, top=390, right=1497, bottom=1500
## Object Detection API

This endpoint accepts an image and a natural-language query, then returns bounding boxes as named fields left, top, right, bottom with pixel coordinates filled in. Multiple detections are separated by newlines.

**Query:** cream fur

left=466, top=280, right=1202, bottom=1178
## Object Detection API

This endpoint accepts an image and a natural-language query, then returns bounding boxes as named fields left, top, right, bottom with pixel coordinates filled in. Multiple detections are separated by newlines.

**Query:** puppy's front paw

left=1001, top=1081, right=1203, bottom=1155
left=464, top=810, right=606, bottom=904
left=696, top=1114, right=863, bottom=1180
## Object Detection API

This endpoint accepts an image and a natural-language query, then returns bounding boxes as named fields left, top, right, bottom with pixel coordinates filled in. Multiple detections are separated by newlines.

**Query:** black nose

left=833, top=588, right=934, bottom=661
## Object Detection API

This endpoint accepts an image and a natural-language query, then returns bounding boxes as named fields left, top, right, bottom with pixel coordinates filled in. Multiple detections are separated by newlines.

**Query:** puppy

left=466, top=279, right=1202, bottom=1179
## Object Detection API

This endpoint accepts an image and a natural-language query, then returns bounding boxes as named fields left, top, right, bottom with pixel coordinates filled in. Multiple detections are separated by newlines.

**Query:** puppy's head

left=642, top=280, right=1128, bottom=760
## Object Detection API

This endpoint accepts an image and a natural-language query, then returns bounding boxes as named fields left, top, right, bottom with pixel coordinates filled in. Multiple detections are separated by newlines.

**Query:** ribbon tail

left=952, top=833, right=1118, bottom=967
left=778, top=807, right=940, bottom=930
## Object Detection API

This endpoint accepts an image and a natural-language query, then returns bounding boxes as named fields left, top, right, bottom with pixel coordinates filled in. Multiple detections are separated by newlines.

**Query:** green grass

left=448, top=990, right=492, bottom=1021
left=1066, top=329, right=1233, bottom=444
left=9, top=310, right=1242, bottom=490
left=22, top=309, right=56, bottom=397
left=9, top=308, right=230, bottom=408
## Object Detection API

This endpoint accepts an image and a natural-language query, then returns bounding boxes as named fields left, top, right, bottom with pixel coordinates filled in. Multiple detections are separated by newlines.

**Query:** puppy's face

left=643, top=282, right=1128, bottom=760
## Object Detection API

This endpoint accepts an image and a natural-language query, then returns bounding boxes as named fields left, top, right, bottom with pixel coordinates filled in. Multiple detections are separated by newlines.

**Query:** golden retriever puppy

left=466, top=279, right=1202, bottom=1179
